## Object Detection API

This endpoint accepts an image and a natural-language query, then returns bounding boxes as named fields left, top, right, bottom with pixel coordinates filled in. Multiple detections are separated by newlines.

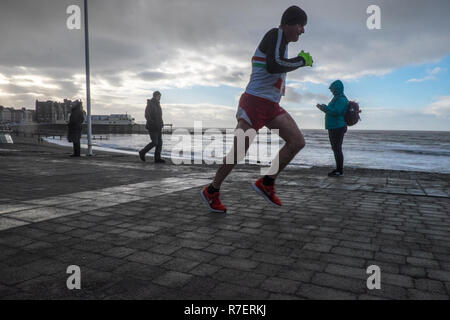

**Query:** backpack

left=345, top=101, right=361, bottom=126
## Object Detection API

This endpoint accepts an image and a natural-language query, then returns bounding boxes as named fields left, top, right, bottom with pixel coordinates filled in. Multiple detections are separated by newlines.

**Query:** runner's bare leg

left=265, top=112, right=305, bottom=179
left=212, top=119, right=255, bottom=189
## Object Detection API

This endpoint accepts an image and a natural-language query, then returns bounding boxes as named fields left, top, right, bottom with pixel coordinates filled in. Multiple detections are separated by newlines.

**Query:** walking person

left=139, top=91, right=165, bottom=163
left=316, top=80, right=349, bottom=177
left=67, top=101, right=85, bottom=157
left=201, top=6, right=313, bottom=213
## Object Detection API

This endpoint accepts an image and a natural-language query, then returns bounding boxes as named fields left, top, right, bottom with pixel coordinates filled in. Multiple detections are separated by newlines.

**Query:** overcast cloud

left=1, top=0, right=449, bottom=128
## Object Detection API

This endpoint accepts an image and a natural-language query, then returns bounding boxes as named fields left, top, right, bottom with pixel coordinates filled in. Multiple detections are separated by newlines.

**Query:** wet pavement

left=0, top=139, right=449, bottom=299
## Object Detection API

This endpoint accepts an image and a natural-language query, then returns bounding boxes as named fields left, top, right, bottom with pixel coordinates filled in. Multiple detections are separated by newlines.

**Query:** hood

left=329, top=80, right=344, bottom=96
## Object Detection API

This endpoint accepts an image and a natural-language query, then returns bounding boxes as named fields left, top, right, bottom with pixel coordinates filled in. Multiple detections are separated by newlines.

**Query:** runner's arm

left=263, top=29, right=305, bottom=74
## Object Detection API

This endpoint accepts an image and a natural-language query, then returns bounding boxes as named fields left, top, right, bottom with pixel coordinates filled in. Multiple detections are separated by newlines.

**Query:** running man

left=201, top=6, right=314, bottom=213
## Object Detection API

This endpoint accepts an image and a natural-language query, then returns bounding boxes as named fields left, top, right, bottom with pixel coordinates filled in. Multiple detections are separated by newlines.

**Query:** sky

left=0, top=0, right=449, bottom=130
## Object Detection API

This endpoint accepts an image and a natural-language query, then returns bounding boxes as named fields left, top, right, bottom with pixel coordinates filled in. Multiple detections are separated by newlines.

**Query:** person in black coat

left=67, top=101, right=85, bottom=157
left=139, top=91, right=165, bottom=163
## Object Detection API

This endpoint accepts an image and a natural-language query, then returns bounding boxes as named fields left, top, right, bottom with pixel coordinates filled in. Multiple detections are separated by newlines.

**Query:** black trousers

left=141, top=130, right=162, bottom=160
left=328, top=126, right=347, bottom=173
left=72, top=140, right=81, bottom=156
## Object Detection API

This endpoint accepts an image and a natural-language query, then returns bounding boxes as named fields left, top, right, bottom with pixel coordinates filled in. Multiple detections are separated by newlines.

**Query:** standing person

left=139, top=91, right=165, bottom=163
left=316, top=80, right=349, bottom=177
left=67, top=101, right=85, bottom=157
left=201, top=5, right=313, bottom=213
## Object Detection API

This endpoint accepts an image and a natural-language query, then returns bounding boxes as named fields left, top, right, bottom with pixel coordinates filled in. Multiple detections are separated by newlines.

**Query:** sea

left=45, top=129, right=450, bottom=173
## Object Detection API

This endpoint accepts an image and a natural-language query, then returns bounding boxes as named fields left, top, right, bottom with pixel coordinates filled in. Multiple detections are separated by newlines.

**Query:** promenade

left=0, top=138, right=449, bottom=299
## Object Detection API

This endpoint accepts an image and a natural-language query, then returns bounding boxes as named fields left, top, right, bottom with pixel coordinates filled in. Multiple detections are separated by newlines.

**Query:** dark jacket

left=67, top=105, right=85, bottom=142
left=145, top=98, right=164, bottom=132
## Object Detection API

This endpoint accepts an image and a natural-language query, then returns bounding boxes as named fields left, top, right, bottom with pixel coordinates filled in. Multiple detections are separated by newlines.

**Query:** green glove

left=298, top=50, right=313, bottom=67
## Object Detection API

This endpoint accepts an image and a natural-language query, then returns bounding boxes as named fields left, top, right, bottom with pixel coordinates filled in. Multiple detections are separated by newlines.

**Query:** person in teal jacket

left=316, top=80, right=349, bottom=177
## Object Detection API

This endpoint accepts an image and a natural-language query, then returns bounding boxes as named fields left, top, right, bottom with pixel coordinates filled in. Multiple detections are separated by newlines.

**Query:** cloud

left=424, top=96, right=450, bottom=118
left=284, top=87, right=328, bottom=105
left=1, top=0, right=450, bottom=129
left=137, top=71, right=171, bottom=81
left=407, top=67, right=446, bottom=83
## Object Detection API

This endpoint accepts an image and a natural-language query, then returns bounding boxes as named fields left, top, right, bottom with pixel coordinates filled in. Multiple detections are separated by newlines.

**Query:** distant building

left=35, top=99, right=79, bottom=124
left=19, top=108, right=36, bottom=124
left=0, top=106, right=12, bottom=123
left=92, top=114, right=135, bottom=125
left=0, top=106, right=35, bottom=124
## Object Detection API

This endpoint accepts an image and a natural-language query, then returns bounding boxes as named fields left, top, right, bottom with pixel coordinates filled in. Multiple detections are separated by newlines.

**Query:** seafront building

left=35, top=99, right=76, bottom=124
left=0, top=99, right=142, bottom=134
left=0, top=106, right=35, bottom=124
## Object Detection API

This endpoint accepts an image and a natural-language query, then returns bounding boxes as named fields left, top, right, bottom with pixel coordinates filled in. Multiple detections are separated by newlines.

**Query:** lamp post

left=84, top=0, right=93, bottom=156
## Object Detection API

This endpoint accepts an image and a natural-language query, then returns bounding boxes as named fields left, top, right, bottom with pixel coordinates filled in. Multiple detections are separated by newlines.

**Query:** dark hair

left=281, top=6, right=307, bottom=26
left=153, top=91, right=161, bottom=97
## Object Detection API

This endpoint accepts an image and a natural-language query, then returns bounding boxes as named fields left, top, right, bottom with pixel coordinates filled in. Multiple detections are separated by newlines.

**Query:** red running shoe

left=201, top=186, right=227, bottom=213
left=251, top=178, right=282, bottom=207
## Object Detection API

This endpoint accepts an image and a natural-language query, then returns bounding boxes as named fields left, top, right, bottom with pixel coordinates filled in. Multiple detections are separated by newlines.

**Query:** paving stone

left=325, top=264, right=367, bottom=280
left=407, top=289, right=449, bottom=300
left=0, top=266, right=40, bottom=286
left=293, top=259, right=327, bottom=272
left=126, top=251, right=171, bottom=266
left=320, top=253, right=366, bottom=268
left=204, top=243, right=235, bottom=255
left=182, top=276, right=218, bottom=295
left=189, top=263, right=221, bottom=277
left=375, top=252, right=406, bottom=264
left=147, top=243, right=181, bottom=255
left=231, top=248, right=254, bottom=258
left=212, top=256, right=259, bottom=271
left=261, top=277, right=302, bottom=295
left=99, top=246, right=136, bottom=258
left=209, top=282, right=269, bottom=299
left=400, top=265, right=427, bottom=278
left=358, top=294, right=387, bottom=300
left=251, top=252, right=294, bottom=266
left=277, top=268, right=315, bottom=282
left=0, top=217, right=29, bottom=231
left=173, top=248, right=217, bottom=263
left=406, top=256, right=440, bottom=268
left=0, top=203, right=42, bottom=215
left=212, top=268, right=265, bottom=288
left=5, top=207, right=80, bottom=223
left=381, top=273, right=414, bottom=288
left=312, top=272, right=367, bottom=294
left=427, top=269, right=450, bottom=282
left=302, top=243, right=333, bottom=253
left=296, top=283, right=357, bottom=300
left=172, top=239, right=208, bottom=250
left=112, top=262, right=164, bottom=281
left=369, top=284, right=408, bottom=300
left=162, top=258, right=200, bottom=273
left=86, top=257, right=127, bottom=272
left=152, top=271, right=193, bottom=288
left=414, top=279, right=446, bottom=294
left=332, top=247, right=374, bottom=260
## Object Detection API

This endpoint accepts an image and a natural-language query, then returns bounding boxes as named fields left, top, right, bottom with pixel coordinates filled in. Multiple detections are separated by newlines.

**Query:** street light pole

left=84, top=0, right=93, bottom=156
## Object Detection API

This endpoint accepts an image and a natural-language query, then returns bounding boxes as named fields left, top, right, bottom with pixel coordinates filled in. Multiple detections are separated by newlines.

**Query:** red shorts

left=237, top=92, right=286, bottom=131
